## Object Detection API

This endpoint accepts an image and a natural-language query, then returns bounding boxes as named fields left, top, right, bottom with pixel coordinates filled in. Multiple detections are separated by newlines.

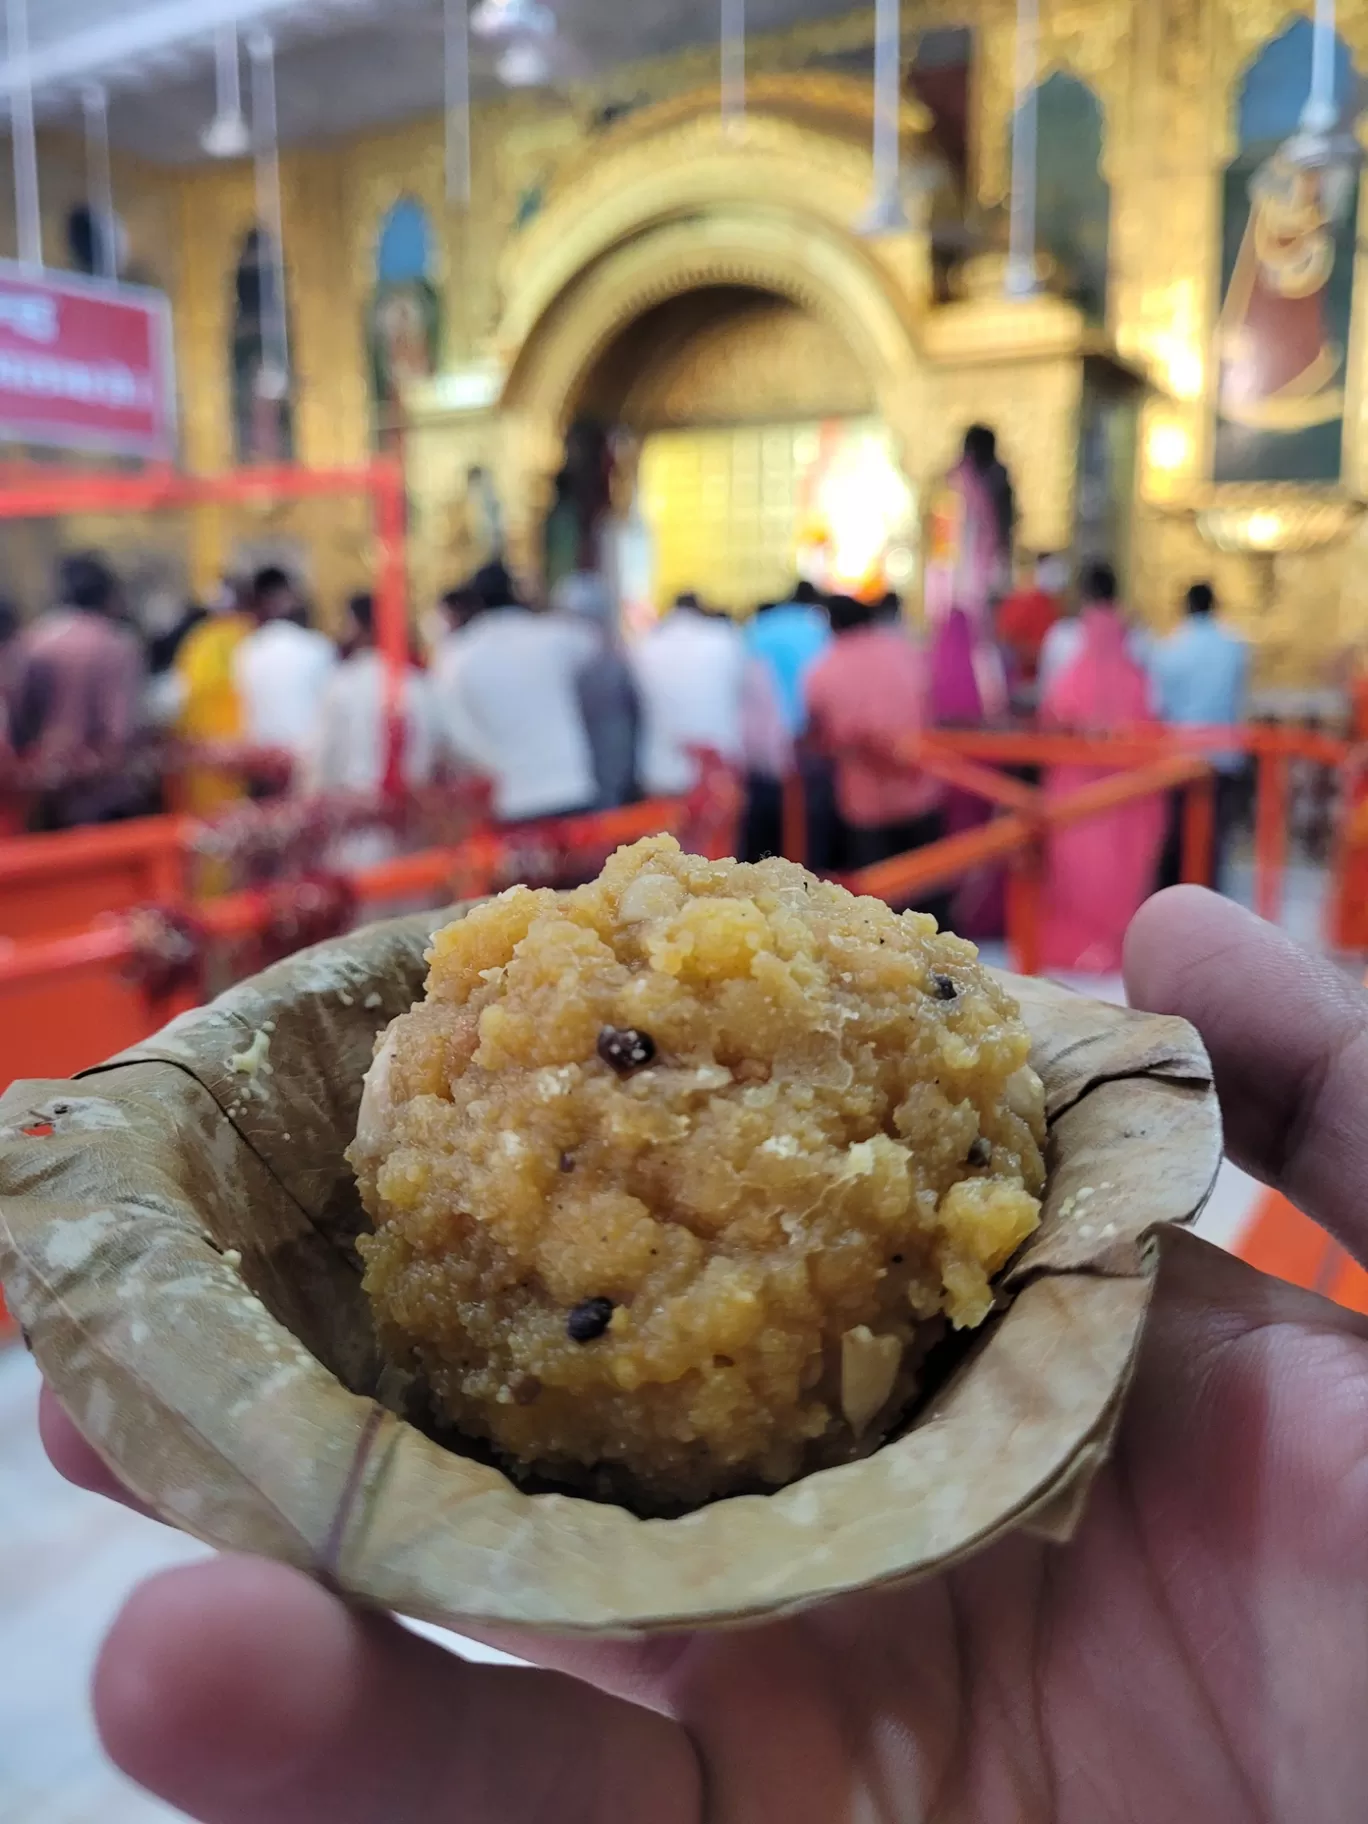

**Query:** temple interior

left=4, top=3, right=1368, bottom=1817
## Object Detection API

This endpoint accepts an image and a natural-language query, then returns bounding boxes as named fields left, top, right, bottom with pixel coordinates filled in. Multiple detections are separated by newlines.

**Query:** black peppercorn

left=930, top=974, right=958, bottom=1001
left=597, top=1026, right=657, bottom=1075
left=567, top=1297, right=615, bottom=1343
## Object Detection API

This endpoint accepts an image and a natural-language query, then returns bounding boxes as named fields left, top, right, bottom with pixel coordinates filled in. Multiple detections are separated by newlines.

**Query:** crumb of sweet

left=350, top=836, right=1046, bottom=1511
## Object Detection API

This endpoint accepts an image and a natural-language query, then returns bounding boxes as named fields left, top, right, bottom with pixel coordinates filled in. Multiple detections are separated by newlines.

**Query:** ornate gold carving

left=488, top=201, right=933, bottom=579
left=1189, top=487, right=1367, bottom=554
left=544, top=71, right=930, bottom=202
left=495, top=108, right=892, bottom=357
left=595, top=296, right=873, bottom=429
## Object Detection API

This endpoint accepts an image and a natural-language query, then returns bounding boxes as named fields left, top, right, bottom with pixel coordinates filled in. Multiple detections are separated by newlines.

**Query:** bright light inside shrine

left=795, top=426, right=916, bottom=601
left=1147, top=420, right=1193, bottom=472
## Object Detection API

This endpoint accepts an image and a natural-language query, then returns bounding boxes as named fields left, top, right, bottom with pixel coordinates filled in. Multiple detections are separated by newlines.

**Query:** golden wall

left=3, top=2, right=1368, bottom=680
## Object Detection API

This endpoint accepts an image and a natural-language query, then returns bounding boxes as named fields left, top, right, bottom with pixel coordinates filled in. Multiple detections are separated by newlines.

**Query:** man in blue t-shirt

left=744, top=581, right=831, bottom=738
left=1152, top=581, right=1250, bottom=890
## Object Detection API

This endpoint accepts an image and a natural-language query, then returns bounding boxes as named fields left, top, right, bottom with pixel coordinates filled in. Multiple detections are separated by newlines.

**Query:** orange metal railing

left=0, top=458, right=416, bottom=1342
left=0, top=722, right=1357, bottom=1060
left=920, top=723, right=1356, bottom=926
left=0, top=794, right=707, bottom=1074
left=836, top=742, right=1212, bottom=977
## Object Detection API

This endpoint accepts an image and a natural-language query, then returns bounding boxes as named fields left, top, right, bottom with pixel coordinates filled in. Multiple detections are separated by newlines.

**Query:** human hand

left=38, top=886, right=1368, bottom=1822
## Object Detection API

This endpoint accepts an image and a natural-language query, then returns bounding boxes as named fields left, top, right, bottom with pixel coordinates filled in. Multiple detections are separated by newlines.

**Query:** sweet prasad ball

left=350, top=836, right=1047, bottom=1511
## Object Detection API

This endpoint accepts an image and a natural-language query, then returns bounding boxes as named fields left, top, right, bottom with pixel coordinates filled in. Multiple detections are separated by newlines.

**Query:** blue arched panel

left=1018, top=71, right=1111, bottom=325
left=376, top=199, right=433, bottom=286
left=1239, top=16, right=1359, bottom=150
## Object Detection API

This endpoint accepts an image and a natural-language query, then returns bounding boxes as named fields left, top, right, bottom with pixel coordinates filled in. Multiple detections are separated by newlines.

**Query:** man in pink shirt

left=804, top=594, right=944, bottom=896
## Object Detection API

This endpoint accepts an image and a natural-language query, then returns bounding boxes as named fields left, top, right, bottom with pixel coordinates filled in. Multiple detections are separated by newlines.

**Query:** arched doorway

left=392, top=77, right=960, bottom=622
left=567, top=282, right=914, bottom=614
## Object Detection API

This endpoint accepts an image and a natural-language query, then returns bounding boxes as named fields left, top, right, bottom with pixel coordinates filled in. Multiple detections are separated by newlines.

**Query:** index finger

left=39, top=1382, right=155, bottom=1518
left=1124, top=887, right=1368, bottom=1265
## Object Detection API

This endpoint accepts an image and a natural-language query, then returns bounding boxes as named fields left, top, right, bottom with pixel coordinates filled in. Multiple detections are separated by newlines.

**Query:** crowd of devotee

left=0, top=489, right=1258, bottom=979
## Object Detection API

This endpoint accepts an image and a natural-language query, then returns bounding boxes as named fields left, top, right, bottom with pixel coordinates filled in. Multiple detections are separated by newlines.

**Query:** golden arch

left=496, top=99, right=922, bottom=351
left=504, top=211, right=924, bottom=434
left=497, top=213, right=929, bottom=569
left=491, top=101, right=933, bottom=566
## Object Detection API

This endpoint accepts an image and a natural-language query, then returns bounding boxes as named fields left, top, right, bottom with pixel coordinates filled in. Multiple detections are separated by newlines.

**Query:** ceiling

left=3, top=0, right=867, bottom=165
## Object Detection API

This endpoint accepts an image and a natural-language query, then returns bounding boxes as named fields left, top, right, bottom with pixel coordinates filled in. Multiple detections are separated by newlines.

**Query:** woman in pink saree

left=1040, top=563, right=1165, bottom=974
left=925, top=427, right=1012, bottom=718
left=929, top=607, right=1004, bottom=938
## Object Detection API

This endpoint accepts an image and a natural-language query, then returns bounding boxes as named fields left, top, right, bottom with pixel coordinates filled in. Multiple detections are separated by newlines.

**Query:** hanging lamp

left=1004, top=0, right=1040, bottom=297
left=1285, top=0, right=1362, bottom=220
left=248, top=29, right=290, bottom=404
left=857, top=0, right=908, bottom=235
left=471, top=0, right=554, bottom=40
left=721, top=0, right=745, bottom=130
left=497, top=40, right=553, bottom=87
left=81, top=84, right=119, bottom=280
left=445, top=0, right=471, bottom=204
left=1304, top=0, right=1340, bottom=132
left=7, top=0, right=42, bottom=270
left=202, top=20, right=251, bottom=160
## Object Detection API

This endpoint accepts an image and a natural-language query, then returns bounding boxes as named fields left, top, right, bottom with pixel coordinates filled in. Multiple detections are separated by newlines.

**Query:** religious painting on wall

left=1028, top=73, right=1111, bottom=325
left=231, top=227, right=294, bottom=466
left=368, top=199, right=442, bottom=450
left=1214, top=20, right=1364, bottom=485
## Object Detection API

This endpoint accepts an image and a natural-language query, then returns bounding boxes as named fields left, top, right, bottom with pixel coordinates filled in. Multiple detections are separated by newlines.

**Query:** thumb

left=1124, top=887, right=1368, bottom=1266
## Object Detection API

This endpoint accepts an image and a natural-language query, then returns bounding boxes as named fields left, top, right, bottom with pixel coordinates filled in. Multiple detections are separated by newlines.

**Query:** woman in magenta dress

left=1040, top=562, right=1165, bottom=974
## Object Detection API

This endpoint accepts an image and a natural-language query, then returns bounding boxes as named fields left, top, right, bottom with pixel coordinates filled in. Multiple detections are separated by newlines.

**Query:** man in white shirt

left=303, top=593, right=437, bottom=800
left=631, top=593, right=748, bottom=797
left=437, top=564, right=597, bottom=824
left=426, top=584, right=479, bottom=710
left=233, top=566, right=337, bottom=760
left=302, top=592, right=437, bottom=870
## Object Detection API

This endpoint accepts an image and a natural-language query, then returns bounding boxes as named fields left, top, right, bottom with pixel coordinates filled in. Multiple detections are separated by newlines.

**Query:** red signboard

left=0, top=260, right=176, bottom=460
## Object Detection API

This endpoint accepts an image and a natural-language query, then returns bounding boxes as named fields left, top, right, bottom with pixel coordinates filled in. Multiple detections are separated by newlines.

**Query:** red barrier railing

left=0, top=767, right=493, bottom=937
left=0, top=799, right=696, bottom=994
left=1, top=723, right=1356, bottom=1030
left=838, top=746, right=1212, bottom=977
left=0, top=776, right=740, bottom=1082
left=0, top=812, right=194, bottom=940
left=919, top=723, right=1358, bottom=928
